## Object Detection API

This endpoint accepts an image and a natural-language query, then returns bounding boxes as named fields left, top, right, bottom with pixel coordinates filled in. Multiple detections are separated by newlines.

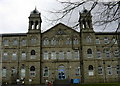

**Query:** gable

left=42, top=23, right=79, bottom=38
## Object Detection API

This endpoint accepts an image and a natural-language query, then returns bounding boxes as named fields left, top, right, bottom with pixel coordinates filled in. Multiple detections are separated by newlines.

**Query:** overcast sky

left=0, top=0, right=118, bottom=34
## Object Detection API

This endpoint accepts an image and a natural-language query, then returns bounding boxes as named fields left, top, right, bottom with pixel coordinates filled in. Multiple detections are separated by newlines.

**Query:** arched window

left=88, top=65, right=93, bottom=70
left=31, top=50, right=36, bottom=59
left=31, top=21, right=34, bottom=29
left=87, top=49, right=92, bottom=54
left=87, top=49, right=92, bottom=58
left=31, top=50, right=35, bottom=55
left=88, top=65, right=94, bottom=76
left=30, top=66, right=36, bottom=77
left=30, top=66, right=35, bottom=71
left=35, top=21, right=38, bottom=29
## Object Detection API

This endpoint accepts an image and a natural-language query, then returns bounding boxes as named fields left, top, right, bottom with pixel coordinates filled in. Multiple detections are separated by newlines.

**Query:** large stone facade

left=1, top=8, right=120, bottom=85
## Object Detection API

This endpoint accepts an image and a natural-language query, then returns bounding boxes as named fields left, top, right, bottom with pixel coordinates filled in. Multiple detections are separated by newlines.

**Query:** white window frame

left=43, top=52, right=49, bottom=60
left=51, top=51, right=56, bottom=59
left=59, top=51, right=64, bottom=59
left=66, top=51, right=72, bottom=59
left=12, top=52, right=17, bottom=60
left=74, top=50, right=79, bottom=60
left=21, top=52, right=26, bottom=60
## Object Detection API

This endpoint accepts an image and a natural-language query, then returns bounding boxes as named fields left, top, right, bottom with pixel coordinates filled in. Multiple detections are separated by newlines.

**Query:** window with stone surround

left=66, top=51, right=72, bottom=59
left=107, top=65, right=112, bottom=75
left=66, top=38, right=71, bottom=45
left=2, top=67, right=7, bottom=77
left=98, top=65, right=103, bottom=75
left=75, top=67, right=80, bottom=76
left=12, top=52, right=17, bottom=60
left=116, top=65, right=120, bottom=75
left=51, top=51, right=56, bottom=59
left=31, top=50, right=36, bottom=59
left=88, top=65, right=94, bottom=76
left=3, top=39, right=9, bottom=46
left=97, top=50, right=102, bottom=58
left=21, top=39, right=26, bottom=46
left=87, top=48, right=92, bottom=58
left=59, top=51, right=64, bottom=59
left=43, top=67, right=49, bottom=77
left=43, top=51, right=49, bottom=60
left=73, top=38, right=79, bottom=45
left=21, top=51, right=26, bottom=60
left=13, top=39, right=18, bottom=46
left=3, top=52, right=8, bottom=61
left=96, top=37, right=100, bottom=44
left=104, top=37, right=109, bottom=44
left=74, top=50, right=79, bottom=59
left=30, top=66, right=36, bottom=77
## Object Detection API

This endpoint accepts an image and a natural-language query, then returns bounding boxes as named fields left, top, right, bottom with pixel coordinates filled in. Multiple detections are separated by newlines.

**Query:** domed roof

left=82, top=7, right=89, bottom=13
left=31, top=7, right=39, bottom=14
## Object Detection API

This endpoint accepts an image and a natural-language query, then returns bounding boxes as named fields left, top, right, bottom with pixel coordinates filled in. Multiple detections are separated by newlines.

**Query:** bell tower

left=79, top=8, right=93, bottom=30
left=28, top=7, right=42, bottom=33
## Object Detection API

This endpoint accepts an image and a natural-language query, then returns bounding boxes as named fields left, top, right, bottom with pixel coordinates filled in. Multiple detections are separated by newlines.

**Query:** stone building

left=1, top=8, right=120, bottom=85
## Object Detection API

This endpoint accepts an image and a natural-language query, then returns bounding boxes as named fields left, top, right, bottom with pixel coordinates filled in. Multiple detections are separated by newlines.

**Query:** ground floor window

left=75, top=67, right=80, bottom=76
left=43, top=67, right=49, bottom=77
left=88, top=65, right=94, bottom=76
left=2, top=67, right=7, bottom=77
left=30, top=66, right=36, bottom=77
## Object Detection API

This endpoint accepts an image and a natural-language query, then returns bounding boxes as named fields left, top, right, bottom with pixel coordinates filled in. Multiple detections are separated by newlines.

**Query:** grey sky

left=0, top=0, right=118, bottom=34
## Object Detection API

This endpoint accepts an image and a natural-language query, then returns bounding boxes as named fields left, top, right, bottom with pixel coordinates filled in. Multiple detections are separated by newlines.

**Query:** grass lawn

left=72, top=83, right=120, bottom=86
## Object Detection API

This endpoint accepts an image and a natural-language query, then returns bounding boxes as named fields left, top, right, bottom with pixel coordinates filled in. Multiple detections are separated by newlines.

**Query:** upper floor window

left=51, top=51, right=56, bottom=59
left=13, top=39, right=18, bottom=46
left=98, top=65, right=103, bottom=75
left=114, top=50, right=119, bottom=57
left=107, top=65, right=112, bottom=75
left=96, top=37, right=100, bottom=44
left=2, top=67, right=7, bottom=77
left=43, top=38, right=49, bottom=45
left=73, top=38, right=79, bottom=45
left=67, top=51, right=72, bottom=59
left=96, top=50, right=102, bottom=58
left=31, top=38, right=36, bottom=44
left=88, top=65, right=94, bottom=76
left=30, top=66, right=36, bottom=77
left=12, top=52, right=17, bottom=60
left=104, top=37, right=109, bottom=44
left=51, top=38, right=56, bottom=45
left=21, top=39, right=26, bottom=46
left=3, top=39, right=9, bottom=46
left=31, top=50, right=36, bottom=59
left=59, top=51, right=64, bottom=59
left=3, top=52, right=8, bottom=61
left=87, top=48, right=92, bottom=58
left=21, top=51, right=26, bottom=60
left=113, top=38, right=117, bottom=44
left=116, top=65, right=120, bottom=75
left=66, top=38, right=71, bottom=45
left=106, top=50, right=111, bottom=58
left=43, top=51, right=49, bottom=60
left=74, top=50, right=79, bottom=59
left=86, top=36, right=91, bottom=43
left=43, top=67, right=49, bottom=77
